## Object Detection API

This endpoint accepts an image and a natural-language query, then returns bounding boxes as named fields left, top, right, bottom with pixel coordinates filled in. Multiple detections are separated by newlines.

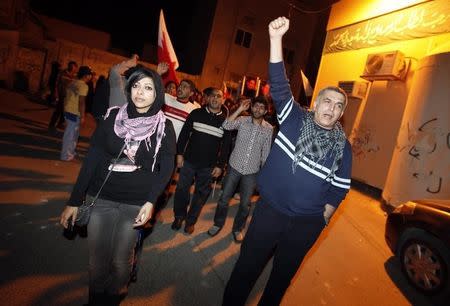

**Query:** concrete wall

left=0, top=30, right=19, bottom=88
left=38, top=40, right=199, bottom=96
left=0, top=6, right=199, bottom=96
left=0, top=0, right=28, bottom=28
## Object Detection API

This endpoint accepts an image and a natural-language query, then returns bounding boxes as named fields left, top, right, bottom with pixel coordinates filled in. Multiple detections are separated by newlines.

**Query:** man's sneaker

left=171, top=218, right=183, bottom=231
left=232, top=231, right=244, bottom=243
left=184, top=224, right=195, bottom=235
left=207, top=225, right=222, bottom=237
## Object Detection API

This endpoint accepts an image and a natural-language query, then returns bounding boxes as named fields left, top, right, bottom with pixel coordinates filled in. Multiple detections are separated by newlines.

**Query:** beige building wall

left=326, top=0, right=429, bottom=30
left=199, top=0, right=320, bottom=96
left=313, top=0, right=450, bottom=190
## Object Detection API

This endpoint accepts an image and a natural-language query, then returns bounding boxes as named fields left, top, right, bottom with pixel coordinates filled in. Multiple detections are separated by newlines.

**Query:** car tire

left=398, top=228, right=450, bottom=298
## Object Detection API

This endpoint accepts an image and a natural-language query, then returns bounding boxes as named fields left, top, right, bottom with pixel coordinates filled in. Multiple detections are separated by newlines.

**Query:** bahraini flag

left=158, top=10, right=179, bottom=85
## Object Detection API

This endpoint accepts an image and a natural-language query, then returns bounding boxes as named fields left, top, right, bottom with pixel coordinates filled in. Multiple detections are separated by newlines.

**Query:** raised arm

left=269, top=17, right=289, bottom=63
left=268, top=17, right=302, bottom=124
left=222, top=98, right=250, bottom=130
left=108, top=54, right=138, bottom=107
left=230, top=99, right=250, bottom=121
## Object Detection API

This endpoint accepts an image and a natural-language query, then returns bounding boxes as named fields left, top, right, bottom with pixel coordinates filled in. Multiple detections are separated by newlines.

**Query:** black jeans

left=173, top=161, right=213, bottom=225
left=87, top=197, right=140, bottom=304
left=223, top=200, right=326, bottom=306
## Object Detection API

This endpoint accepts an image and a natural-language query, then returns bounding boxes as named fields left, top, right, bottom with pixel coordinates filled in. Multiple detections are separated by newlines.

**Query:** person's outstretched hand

left=269, top=17, right=290, bottom=39
left=157, top=62, right=169, bottom=75
left=239, top=98, right=251, bottom=112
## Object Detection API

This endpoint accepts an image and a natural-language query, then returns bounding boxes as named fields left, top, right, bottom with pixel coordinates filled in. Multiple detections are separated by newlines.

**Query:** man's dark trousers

left=173, top=160, right=214, bottom=225
left=223, top=199, right=326, bottom=306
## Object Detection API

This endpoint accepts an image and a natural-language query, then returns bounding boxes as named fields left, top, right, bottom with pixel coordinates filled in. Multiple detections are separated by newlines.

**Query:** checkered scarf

left=105, top=103, right=166, bottom=171
left=292, top=111, right=346, bottom=178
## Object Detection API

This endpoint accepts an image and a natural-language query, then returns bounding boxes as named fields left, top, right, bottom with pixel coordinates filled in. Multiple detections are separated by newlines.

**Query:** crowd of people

left=54, top=16, right=352, bottom=306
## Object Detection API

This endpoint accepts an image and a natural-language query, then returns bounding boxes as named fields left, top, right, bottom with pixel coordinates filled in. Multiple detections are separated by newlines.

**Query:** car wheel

left=398, top=228, right=450, bottom=296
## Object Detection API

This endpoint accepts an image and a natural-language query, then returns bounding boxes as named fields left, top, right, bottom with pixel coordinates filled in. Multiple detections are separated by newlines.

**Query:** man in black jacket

left=172, top=87, right=231, bottom=234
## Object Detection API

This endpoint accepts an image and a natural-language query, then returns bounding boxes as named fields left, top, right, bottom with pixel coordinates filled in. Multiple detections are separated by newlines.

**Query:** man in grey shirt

left=208, top=96, right=273, bottom=242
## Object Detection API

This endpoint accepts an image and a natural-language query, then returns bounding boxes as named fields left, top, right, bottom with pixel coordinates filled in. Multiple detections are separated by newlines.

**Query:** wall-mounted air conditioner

left=338, top=81, right=368, bottom=99
left=361, top=51, right=408, bottom=81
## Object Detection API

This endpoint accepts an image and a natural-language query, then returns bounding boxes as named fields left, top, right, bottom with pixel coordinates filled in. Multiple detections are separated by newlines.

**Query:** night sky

left=29, top=0, right=218, bottom=74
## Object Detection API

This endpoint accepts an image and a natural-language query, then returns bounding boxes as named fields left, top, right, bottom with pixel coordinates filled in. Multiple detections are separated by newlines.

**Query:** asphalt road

left=0, top=89, right=440, bottom=305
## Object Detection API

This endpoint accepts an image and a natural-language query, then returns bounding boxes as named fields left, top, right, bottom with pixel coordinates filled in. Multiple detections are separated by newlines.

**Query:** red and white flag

left=158, top=9, right=179, bottom=85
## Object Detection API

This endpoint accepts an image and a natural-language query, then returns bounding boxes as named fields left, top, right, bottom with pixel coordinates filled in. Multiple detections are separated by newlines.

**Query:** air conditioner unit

left=338, top=81, right=368, bottom=99
left=361, top=51, right=408, bottom=81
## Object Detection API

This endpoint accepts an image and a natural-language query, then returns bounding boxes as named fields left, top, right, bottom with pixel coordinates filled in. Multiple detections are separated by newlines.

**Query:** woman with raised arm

left=60, top=65, right=176, bottom=305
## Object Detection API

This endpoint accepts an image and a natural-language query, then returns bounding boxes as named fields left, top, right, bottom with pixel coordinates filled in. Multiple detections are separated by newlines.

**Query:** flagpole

left=303, top=82, right=309, bottom=108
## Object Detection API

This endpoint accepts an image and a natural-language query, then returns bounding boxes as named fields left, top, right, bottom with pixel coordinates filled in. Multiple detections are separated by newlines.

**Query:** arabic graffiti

left=350, top=126, right=380, bottom=158
left=324, top=0, right=450, bottom=53
left=407, top=118, right=437, bottom=159
left=398, top=118, right=449, bottom=194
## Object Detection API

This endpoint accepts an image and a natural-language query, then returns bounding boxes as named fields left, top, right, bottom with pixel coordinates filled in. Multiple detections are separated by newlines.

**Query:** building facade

left=311, top=0, right=449, bottom=204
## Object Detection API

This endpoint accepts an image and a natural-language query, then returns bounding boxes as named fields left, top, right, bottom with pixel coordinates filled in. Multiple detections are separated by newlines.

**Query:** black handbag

left=74, top=143, right=126, bottom=227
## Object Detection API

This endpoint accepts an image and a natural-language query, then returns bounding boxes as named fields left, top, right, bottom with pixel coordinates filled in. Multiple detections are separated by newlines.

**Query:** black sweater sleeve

left=176, top=110, right=195, bottom=155
left=145, top=121, right=176, bottom=203
left=216, top=129, right=232, bottom=168
left=67, top=118, right=108, bottom=206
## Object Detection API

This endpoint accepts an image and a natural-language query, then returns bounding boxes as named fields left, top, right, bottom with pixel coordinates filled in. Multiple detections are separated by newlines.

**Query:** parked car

left=385, top=199, right=450, bottom=299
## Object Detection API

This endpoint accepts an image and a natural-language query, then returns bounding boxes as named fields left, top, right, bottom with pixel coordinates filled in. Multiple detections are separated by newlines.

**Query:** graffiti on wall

left=15, top=47, right=45, bottom=93
left=398, top=118, right=449, bottom=194
left=350, top=126, right=380, bottom=158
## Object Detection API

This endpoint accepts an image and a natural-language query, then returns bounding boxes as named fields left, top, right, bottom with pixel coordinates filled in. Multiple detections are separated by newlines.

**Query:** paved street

left=0, top=89, right=438, bottom=306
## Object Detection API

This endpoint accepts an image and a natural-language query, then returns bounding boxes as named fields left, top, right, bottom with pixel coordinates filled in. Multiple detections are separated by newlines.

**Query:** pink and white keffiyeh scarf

left=105, top=103, right=166, bottom=171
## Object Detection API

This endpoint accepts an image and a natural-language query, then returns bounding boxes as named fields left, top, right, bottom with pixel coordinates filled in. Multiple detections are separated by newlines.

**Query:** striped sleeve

left=324, top=141, right=353, bottom=207
left=269, top=62, right=295, bottom=125
left=261, top=126, right=273, bottom=166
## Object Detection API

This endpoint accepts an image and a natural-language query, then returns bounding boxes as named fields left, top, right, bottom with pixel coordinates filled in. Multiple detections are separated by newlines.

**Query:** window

left=235, top=29, right=253, bottom=48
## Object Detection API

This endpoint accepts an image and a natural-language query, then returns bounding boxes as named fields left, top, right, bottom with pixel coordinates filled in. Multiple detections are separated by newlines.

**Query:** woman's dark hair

left=124, top=65, right=165, bottom=115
